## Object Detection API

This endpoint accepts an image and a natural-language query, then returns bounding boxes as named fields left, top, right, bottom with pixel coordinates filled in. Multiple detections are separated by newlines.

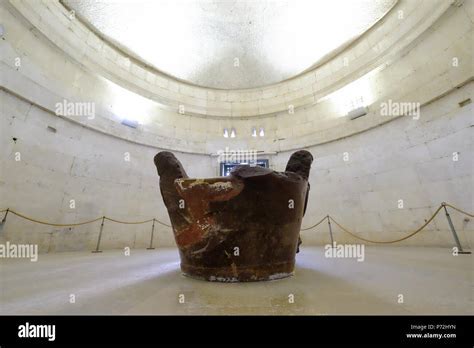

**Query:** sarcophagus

left=154, top=150, right=313, bottom=282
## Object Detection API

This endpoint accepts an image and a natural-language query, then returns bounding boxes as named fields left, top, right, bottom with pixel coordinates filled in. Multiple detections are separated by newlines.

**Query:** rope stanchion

left=1, top=208, right=9, bottom=224
left=326, top=215, right=335, bottom=247
left=442, top=203, right=471, bottom=254
left=147, top=218, right=156, bottom=250
left=92, top=217, right=105, bottom=253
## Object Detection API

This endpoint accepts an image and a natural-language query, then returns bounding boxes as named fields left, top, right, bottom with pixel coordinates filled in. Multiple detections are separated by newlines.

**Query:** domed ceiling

left=63, top=0, right=396, bottom=90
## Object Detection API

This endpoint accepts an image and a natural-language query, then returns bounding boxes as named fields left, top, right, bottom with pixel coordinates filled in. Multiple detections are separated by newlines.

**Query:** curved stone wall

left=0, top=0, right=472, bottom=251
left=2, top=0, right=472, bottom=155
left=0, top=90, right=215, bottom=251
left=1, top=83, right=472, bottom=251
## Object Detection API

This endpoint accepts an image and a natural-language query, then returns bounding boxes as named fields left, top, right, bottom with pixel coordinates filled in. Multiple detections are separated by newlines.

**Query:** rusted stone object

left=154, top=150, right=313, bottom=282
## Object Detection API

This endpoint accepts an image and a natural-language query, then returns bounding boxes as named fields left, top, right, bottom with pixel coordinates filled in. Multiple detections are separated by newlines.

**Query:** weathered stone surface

left=154, top=150, right=313, bottom=282
left=286, top=150, right=313, bottom=252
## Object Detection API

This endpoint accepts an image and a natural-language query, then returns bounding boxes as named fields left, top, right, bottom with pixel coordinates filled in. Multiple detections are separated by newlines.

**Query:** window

left=220, top=159, right=269, bottom=177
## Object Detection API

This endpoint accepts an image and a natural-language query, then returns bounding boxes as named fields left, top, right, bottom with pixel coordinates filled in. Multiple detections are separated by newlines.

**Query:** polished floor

left=0, top=246, right=471, bottom=315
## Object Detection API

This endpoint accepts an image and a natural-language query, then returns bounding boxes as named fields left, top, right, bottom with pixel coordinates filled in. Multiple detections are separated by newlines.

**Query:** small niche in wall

left=458, top=98, right=471, bottom=107
left=47, top=126, right=57, bottom=133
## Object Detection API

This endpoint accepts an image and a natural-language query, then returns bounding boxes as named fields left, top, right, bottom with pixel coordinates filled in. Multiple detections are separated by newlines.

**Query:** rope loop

left=300, top=202, right=472, bottom=244
left=300, top=215, right=327, bottom=231
left=0, top=202, right=470, bottom=240
left=1, top=209, right=170, bottom=228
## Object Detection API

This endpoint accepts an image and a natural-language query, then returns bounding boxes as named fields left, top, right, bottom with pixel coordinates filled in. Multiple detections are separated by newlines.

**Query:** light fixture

left=230, top=128, right=236, bottom=138
left=347, top=96, right=367, bottom=119
left=251, top=127, right=257, bottom=137
left=121, top=119, right=139, bottom=128
left=259, top=128, right=265, bottom=137
left=317, top=67, right=381, bottom=117
left=348, top=106, right=368, bottom=120
left=223, top=128, right=229, bottom=138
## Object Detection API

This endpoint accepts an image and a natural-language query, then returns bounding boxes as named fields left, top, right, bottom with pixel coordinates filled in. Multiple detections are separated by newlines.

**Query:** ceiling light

left=348, top=106, right=368, bottom=120
left=121, top=119, right=139, bottom=128
left=317, top=66, right=383, bottom=116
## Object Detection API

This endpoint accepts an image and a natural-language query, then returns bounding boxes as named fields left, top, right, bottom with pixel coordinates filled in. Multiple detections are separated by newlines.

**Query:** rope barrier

left=104, top=217, right=154, bottom=225
left=1, top=209, right=170, bottom=228
left=154, top=219, right=172, bottom=227
left=301, top=215, right=327, bottom=231
left=0, top=202, right=471, bottom=245
left=329, top=204, right=444, bottom=244
left=443, top=202, right=474, bottom=218
left=300, top=202, right=472, bottom=244
left=8, top=210, right=103, bottom=227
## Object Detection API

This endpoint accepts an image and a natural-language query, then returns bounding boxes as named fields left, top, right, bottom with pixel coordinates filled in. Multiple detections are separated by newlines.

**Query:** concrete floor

left=0, top=246, right=472, bottom=315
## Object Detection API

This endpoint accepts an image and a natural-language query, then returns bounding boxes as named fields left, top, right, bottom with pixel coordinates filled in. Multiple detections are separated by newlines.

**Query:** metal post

left=1, top=208, right=9, bottom=224
left=92, top=216, right=105, bottom=253
left=47, top=231, right=54, bottom=254
left=443, top=204, right=471, bottom=254
left=327, top=215, right=335, bottom=247
left=147, top=218, right=156, bottom=250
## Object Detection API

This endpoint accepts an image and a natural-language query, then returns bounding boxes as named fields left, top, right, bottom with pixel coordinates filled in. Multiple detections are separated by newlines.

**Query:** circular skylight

left=64, top=0, right=396, bottom=89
